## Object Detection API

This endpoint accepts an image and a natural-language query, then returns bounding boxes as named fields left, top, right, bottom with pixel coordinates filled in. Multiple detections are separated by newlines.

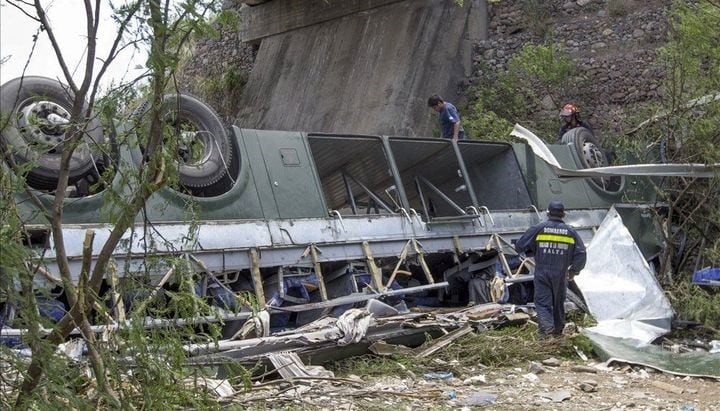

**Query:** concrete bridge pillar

left=235, top=0, right=488, bottom=137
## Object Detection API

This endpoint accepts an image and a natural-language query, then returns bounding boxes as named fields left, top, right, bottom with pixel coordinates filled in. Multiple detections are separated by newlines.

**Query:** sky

left=0, top=1, right=146, bottom=92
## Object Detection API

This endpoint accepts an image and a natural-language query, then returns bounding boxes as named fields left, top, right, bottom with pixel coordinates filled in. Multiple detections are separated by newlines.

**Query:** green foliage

left=463, top=104, right=514, bottom=142
left=669, top=283, right=720, bottom=330
left=466, top=43, right=578, bottom=141
left=196, top=66, right=249, bottom=121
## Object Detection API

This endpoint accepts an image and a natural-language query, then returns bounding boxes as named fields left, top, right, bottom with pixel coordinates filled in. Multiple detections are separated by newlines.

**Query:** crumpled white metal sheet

left=575, top=207, right=674, bottom=344
left=511, top=124, right=720, bottom=178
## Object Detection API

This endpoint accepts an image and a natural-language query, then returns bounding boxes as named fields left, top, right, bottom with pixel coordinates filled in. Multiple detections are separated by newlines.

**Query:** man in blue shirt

left=428, top=95, right=465, bottom=140
left=515, top=201, right=587, bottom=338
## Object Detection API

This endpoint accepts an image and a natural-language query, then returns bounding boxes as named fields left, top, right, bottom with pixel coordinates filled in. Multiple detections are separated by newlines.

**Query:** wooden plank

left=240, top=0, right=406, bottom=43
left=309, top=244, right=329, bottom=301
left=250, top=248, right=267, bottom=308
left=415, top=324, right=473, bottom=358
left=362, top=241, right=384, bottom=292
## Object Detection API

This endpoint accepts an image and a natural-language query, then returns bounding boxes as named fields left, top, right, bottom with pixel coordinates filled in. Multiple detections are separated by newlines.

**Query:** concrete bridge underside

left=234, top=0, right=487, bottom=136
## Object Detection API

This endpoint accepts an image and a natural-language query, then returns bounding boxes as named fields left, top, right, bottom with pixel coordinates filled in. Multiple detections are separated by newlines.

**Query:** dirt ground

left=239, top=358, right=719, bottom=410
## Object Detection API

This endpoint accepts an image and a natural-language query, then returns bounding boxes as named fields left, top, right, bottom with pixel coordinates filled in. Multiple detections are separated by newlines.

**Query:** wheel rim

left=581, top=139, right=623, bottom=193
left=581, top=141, right=608, bottom=168
left=177, top=127, right=213, bottom=166
left=16, top=100, right=72, bottom=151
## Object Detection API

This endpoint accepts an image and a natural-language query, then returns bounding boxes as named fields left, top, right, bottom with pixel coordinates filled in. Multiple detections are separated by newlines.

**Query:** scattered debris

left=416, top=324, right=473, bottom=358
left=586, top=330, right=720, bottom=378
left=267, top=352, right=334, bottom=379
left=538, top=389, right=571, bottom=402
left=574, top=345, right=589, bottom=361
left=459, top=391, right=497, bottom=406
left=365, top=299, right=398, bottom=318
left=424, top=372, right=453, bottom=380
left=368, top=341, right=413, bottom=356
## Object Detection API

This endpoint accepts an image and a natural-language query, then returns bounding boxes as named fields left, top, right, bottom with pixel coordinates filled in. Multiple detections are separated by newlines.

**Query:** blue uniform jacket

left=515, top=218, right=587, bottom=277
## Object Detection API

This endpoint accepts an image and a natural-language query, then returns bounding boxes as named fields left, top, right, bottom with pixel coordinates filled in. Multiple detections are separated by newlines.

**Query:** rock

left=570, top=365, right=598, bottom=374
left=579, top=380, right=599, bottom=392
left=591, top=42, right=607, bottom=49
left=602, top=28, right=614, bottom=36
left=597, top=9, right=607, bottom=17
left=563, top=2, right=576, bottom=10
left=633, top=29, right=645, bottom=38
left=483, top=49, right=495, bottom=59
left=463, top=375, right=487, bottom=385
left=611, top=92, right=626, bottom=101
left=460, top=392, right=497, bottom=406
left=542, top=357, right=561, bottom=367
left=496, top=49, right=505, bottom=58
left=576, top=0, right=592, bottom=6
left=651, top=380, right=684, bottom=394
left=529, top=362, right=547, bottom=374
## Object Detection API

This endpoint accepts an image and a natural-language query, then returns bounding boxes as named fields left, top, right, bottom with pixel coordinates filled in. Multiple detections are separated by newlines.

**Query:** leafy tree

left=620, top=1, right=720, bottom=323
left=0, top=1, right=246, bottom=407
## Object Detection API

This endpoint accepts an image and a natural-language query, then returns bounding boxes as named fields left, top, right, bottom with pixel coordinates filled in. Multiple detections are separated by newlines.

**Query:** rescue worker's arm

left=568, top=229, right=587, bottom=280
left=515, top=224, right=542, bottom=256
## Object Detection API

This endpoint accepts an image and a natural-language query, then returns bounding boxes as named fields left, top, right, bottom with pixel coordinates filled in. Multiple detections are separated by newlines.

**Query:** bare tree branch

left=88, top=1, right=143, bottom=111
left=5, top=0, right=40, bottom=22
left=30, top=1, right=78, bottom=92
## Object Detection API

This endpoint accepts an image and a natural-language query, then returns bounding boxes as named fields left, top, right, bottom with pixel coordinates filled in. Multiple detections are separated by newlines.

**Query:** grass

left=330, top=319, right=598, bottom=379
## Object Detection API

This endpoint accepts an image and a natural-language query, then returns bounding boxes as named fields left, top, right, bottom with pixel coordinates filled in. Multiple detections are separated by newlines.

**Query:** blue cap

left=547, top=200, right=565, bottom=217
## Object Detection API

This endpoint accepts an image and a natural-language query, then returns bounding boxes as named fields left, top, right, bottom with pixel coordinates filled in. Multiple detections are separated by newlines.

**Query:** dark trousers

left=533, top=270, right=567, bottom=336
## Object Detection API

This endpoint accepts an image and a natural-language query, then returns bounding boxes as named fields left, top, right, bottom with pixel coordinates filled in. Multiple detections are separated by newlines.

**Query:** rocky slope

left=179, top=0, right=671, bottom=136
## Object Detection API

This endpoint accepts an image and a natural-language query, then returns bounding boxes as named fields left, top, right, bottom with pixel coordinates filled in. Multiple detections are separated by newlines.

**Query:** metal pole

left=417, top=176, right=466, bottom=215
left=341, top=172, right=358, bottom=214
left=381, top=137, right=411, bottom=210
left=415, top=176, right=431, bottom=222
left=452, top=141, right=479, bottom=207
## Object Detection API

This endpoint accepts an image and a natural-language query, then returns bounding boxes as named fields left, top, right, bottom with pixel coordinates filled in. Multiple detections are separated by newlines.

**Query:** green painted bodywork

left=14, top=127, right=655, bottom=229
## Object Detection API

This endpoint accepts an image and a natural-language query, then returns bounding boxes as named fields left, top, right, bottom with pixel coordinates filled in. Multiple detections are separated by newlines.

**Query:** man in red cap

left=515, top=200, right=587, bottom=339
left=558, top=103, right=594, bottom=141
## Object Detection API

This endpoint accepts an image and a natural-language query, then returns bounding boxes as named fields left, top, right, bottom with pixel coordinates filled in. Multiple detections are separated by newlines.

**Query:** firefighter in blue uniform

left=515, top=201, right=587, bottom=338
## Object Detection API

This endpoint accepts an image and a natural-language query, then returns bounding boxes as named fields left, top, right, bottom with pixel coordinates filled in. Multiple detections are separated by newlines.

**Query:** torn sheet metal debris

left=511, top=124, right=720, bottom=178
left=576, top=207, right=674, bottom=344
left=368, top=341, right=413, bottom=356
left=585, top=330, right=720, bottom=378
left=267, top=351, right=334, bottom=379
